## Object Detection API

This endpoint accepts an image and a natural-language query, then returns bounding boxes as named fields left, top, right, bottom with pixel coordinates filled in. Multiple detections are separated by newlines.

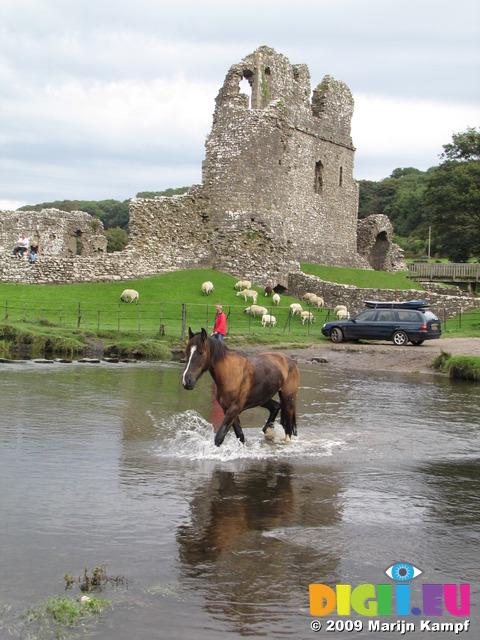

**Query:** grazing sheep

left=234, top=280, right=252, bottom=290
left=261, top=314, right=277, bottom=327
left=272, top=293, right=280, bottom=306
left=334, top=305, right=347, bottom=314
left=245, top=305, right=268, bottom=317
left=120, top=289, right=139, bottom=304
left=202, top=281, right=214, bottom=296
left=289, top=303, right=303, bottom=316
left=303, top=292, right=316, bottom=304
left=301, top=310, right=316, bottom=325
left=264, top=285, right=273, bottom=297
left=310, top=295, right=324, bottom=308
left=336, top=309, right=350, bottom=320
left=236, top=289, right=258, bottom=303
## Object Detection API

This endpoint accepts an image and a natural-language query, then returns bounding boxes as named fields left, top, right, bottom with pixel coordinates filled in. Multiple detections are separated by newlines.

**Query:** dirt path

left=245, top=338, right=480, bottom=375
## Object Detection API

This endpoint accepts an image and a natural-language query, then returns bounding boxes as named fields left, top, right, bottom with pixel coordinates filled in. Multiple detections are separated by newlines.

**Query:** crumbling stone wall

left=288, top=273, right=480, bottom=319
left=357, top=214, right=405, bottom=272
left=0, top=209, right=107, bottom=257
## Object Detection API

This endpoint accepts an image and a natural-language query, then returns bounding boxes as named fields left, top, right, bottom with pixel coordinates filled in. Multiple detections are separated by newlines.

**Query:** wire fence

left=0, top=300, right=334, bottom=339
left=1, top=300, right=478, bottom=339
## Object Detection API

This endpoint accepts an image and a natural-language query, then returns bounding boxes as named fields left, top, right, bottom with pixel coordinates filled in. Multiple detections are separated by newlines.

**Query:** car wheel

left=330, top=327, right=344, bottom=343
left=392, top=331, right=408, bottom=346
left=411, top=340, right=424, bottom=346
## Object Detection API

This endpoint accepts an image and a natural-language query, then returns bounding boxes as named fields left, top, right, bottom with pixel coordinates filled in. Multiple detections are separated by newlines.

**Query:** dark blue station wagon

left=321, top=301, right=442, bottom=346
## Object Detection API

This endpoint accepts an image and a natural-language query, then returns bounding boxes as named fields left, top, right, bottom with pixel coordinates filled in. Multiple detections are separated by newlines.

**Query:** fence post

left=118, top=304, right=120, bottom=333
left=97, top=304, right=100, bottom=331
left=181, top=303, right=186, bottom=340
left=5, top=300, right=7, bottom=321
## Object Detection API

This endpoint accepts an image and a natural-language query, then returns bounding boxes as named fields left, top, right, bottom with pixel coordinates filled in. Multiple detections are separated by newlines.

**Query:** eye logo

left=385, top=562, right=422, bottom=582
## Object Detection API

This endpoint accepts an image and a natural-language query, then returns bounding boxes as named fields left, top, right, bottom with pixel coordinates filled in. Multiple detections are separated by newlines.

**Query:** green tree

left=425, top=157, right=480, bottom=261
left=18, top=199, right=130, bottom=230
left=105, top=227, right=129, bottom=252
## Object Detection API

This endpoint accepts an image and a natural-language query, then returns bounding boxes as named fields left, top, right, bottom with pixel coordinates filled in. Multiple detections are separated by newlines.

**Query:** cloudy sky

left=1, top=0, right=478, bottom=209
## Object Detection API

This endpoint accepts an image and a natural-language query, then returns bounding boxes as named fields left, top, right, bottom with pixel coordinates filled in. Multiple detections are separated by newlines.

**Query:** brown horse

left=182, top=328, right=300, bottom=447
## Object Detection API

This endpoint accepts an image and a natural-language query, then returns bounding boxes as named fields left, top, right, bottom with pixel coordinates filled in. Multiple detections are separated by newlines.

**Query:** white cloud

left=0, top=0, right=479, bottom=203
left=352, top=95, right=479, bottom=179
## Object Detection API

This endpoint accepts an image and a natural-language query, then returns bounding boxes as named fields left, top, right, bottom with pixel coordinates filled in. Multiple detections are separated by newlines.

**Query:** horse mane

left=207, top=335, right=228, bottom=363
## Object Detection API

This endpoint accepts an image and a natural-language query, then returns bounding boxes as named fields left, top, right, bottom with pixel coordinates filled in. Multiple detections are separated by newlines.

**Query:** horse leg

left=280, top=392, right=297, bottom=441
left=231, top=417, right=245, bottom=443
left=261, top=398, right=281, bottom=433
left=214, top=407, right=240, bottom=447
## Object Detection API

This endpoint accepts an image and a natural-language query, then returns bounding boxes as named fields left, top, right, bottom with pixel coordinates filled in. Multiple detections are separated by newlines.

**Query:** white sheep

left=334, top=304, right=347, bottom=314
left=202, top=281, right=214, bottom=296
left=336, top=309, right=350, bottom=319
left=236, top=289, right=258, bottom=303
left=245, top=305, right=268, bottom=317
left=310, top=295, right=324, bottom=308
left=261, top=314, right=277, bottom=327
left=301, top=310, right=316, bottom=325
left=303, top=292, right=316, bottom=304
left=289, top=303, right=303, bottom=316
left=272, top=293, right=280, bottom=306
left=120, top=289, right=139, bottom=304
left=234, top=280, right=252, bottom=290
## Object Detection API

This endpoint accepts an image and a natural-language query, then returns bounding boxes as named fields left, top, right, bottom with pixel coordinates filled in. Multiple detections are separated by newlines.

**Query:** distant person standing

left=29, top=239, right=39, bottom=263
left=12, top=233, right=29, bottom=258
left=212, top=303, right=226, bottom=341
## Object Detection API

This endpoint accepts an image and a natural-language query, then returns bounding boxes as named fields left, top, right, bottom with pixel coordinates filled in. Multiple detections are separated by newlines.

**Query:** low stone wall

left=0, top=249, right=163, bottom=285
left=288, top=273, right=480, bottom=319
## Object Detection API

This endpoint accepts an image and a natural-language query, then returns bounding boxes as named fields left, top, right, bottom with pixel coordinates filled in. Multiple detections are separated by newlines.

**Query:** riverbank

left=2, top=335, right=479, bottom=378
left=245, top=337, right=480, bottom=376
left=296, top=337, right=480, bottom=374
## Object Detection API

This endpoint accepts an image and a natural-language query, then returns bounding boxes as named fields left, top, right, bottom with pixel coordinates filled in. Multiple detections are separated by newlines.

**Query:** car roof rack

left=364, top=300, right=430, bottom=310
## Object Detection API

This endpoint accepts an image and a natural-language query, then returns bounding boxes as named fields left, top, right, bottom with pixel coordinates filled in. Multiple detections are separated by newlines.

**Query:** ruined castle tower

left=200, top=46, right=366, bottom=281
left=124, top=46, right=369, bottom=285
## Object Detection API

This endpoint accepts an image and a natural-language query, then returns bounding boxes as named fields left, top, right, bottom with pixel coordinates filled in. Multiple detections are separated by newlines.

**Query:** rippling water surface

left=0, top=361, right=478, bottom=639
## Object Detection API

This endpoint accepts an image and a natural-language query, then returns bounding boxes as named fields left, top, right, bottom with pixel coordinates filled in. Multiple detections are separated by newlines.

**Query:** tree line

left=359, top=127, right=479, bottom=262
left=17, top=129, right=479, bottom=262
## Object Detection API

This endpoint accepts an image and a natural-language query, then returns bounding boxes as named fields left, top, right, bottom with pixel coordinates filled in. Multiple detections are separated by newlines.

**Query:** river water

left=0, top=360, right=478, bottom=639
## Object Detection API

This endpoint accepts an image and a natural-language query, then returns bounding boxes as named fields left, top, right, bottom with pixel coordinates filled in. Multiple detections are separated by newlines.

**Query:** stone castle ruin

left=0, top=46, right=402, bottom=286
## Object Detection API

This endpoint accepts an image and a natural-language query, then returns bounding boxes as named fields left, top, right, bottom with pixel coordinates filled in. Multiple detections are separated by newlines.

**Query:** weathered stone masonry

left=0, top=47, right=437, bottom=297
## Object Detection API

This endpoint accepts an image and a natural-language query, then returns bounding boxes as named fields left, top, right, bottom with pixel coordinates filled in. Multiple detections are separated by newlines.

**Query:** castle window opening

left=339, top=166, right=343, bottom=187
left=239, top=69, right=253, bottom=108
left=75, top=229, right=83, bottom=256
left=314, top=160, right=324, bottom=194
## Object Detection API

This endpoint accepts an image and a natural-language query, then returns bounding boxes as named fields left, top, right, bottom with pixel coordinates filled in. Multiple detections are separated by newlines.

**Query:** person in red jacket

left=212, top=303, right=226, bottom=340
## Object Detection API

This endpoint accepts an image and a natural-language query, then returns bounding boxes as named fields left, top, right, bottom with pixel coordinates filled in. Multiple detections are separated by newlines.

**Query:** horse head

left=182, top=327, right=211, bottom=390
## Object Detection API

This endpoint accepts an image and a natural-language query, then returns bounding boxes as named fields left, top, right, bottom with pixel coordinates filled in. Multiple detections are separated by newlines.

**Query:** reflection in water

left=177, top=462, right=342, bottom=635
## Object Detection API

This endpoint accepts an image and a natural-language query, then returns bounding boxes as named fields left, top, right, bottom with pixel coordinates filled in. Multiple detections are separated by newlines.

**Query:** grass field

left=0, top=270, right=332, bottom=346
left=0, top=268, right=478, bottom=355
left=301, top=263, right=425, bottom=290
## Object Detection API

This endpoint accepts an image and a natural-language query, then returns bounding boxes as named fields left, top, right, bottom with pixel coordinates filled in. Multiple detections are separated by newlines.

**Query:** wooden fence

left=408, top=263, right=480, bottom=284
